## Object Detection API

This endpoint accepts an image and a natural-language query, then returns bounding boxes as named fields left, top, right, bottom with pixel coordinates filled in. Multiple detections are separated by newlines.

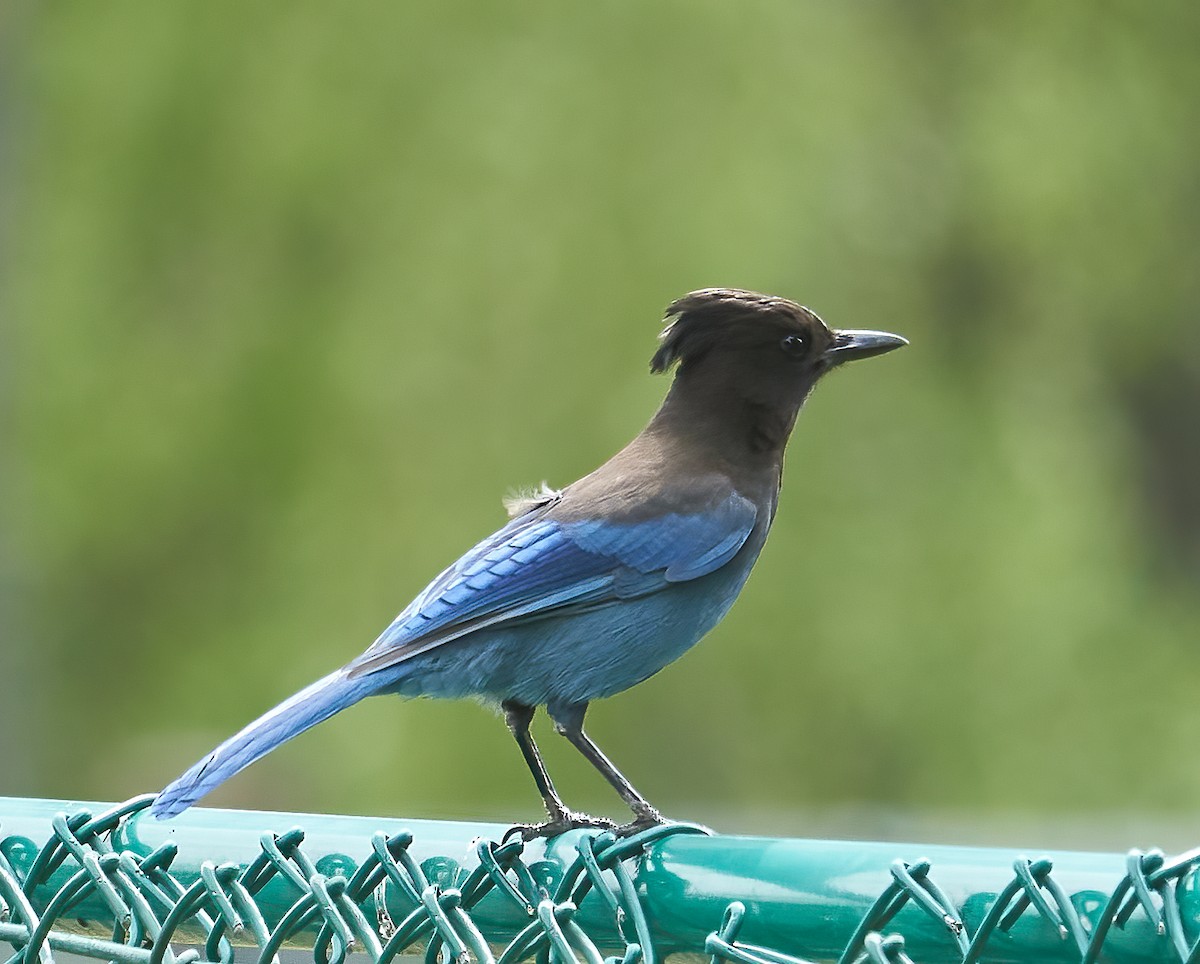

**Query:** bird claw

left=613, top=810, right=668, bottom=838
left=504, top=810, right=618, bottom=841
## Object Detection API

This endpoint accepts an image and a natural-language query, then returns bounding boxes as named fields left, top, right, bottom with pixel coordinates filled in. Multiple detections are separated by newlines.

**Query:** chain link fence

left=3, top=796, right=1200, bottom=963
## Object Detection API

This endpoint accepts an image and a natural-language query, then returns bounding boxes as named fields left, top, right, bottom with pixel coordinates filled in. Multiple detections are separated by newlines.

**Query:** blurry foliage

left=3, top=2, right=1199, bottom=837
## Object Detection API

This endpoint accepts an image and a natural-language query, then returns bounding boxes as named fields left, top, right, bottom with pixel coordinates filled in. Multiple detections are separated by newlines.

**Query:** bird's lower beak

left=824, top=329, right=909, bottom=365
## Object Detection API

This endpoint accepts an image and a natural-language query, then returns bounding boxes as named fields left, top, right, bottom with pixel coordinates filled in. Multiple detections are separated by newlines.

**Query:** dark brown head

left=649, top=288, right=906, bottom=455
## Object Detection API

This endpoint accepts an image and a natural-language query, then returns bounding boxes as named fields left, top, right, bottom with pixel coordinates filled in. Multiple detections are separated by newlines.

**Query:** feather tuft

left=503, top=481, right=562, bottom=518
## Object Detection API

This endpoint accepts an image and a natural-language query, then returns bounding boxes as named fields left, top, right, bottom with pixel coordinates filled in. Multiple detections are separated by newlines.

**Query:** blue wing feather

left=348, top=491, right=757, bottom=677
left=562, top=494, right=757, bottom=581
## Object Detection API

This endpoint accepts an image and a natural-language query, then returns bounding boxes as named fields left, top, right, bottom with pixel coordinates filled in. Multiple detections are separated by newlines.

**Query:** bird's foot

left=504, top=810, right=618, bottom=842
left=613, top=808, right=668, bottom=838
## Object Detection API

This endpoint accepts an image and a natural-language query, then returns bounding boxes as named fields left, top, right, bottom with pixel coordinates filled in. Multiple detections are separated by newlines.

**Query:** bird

left=151, top=288, right=906, bottom=836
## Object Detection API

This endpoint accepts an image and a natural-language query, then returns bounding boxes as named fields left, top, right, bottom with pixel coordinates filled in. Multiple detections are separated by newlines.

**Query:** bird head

left=653, top=287, right=905, bottom=397
left=650, top=288, right=907, bottom=454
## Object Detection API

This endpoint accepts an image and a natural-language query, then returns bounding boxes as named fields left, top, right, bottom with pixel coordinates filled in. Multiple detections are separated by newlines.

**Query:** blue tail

left=151, top=670, right=377, bottom=819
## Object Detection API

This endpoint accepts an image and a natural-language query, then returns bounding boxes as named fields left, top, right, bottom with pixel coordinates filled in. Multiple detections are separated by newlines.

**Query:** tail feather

left=151, top=670, right=376, bottom=819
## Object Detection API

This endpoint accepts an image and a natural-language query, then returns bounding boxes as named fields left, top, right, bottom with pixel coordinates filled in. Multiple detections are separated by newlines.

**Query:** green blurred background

left=3, top=3, right=1199, bottom=848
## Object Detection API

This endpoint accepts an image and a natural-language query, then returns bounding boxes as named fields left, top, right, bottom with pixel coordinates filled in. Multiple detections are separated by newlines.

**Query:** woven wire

left=4, top=797, right=1200, bottom=964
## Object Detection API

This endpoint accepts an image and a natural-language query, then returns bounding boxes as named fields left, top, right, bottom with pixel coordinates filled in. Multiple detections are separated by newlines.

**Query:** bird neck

left=646, top=379, right=799, bottom=473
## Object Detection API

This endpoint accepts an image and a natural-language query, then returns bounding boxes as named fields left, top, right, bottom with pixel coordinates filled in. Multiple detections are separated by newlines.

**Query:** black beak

left=823, top=329, right=909, bottom=365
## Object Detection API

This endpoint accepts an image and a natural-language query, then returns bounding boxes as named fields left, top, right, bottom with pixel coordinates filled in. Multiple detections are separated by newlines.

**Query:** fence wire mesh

left=3, top=796, right=1200, bottom=964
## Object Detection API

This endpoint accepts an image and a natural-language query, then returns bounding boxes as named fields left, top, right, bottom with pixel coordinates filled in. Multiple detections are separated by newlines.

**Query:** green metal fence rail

left=3, top=797, right=1200, bottom=964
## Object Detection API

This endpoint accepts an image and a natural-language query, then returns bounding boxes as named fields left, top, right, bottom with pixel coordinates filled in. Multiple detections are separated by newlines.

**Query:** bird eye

left=779, top=333, right=808, bottom=357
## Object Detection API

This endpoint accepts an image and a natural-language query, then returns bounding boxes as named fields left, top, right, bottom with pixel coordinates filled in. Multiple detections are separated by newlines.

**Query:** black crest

left=651, top=288, right=820, bottom=373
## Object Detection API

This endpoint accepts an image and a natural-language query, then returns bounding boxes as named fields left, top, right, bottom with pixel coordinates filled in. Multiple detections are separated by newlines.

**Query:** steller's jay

left=152, top=288, right=906, bottom=835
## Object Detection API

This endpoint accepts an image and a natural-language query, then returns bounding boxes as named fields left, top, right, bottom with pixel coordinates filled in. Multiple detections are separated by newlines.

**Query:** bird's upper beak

left=823, top=329, right=909, bottom=365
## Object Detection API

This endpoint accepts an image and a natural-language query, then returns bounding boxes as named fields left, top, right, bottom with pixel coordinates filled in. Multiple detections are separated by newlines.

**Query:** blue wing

left=347, top=491, right=757, bottom=677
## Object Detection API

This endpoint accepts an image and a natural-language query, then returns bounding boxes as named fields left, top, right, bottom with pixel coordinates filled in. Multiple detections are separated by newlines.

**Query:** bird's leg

left=502, top=700, right=615, bottom=840
left=548, top=701, right=665, bottom=835
left=503, top=701, right=568, bottom=821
